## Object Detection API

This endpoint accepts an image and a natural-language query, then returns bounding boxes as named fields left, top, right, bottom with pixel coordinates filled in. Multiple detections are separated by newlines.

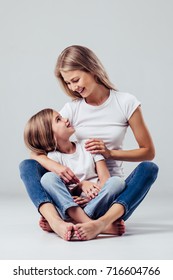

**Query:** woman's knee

left=19, top=159, right=48, bottom=179
left=138, top=161, right=159, bottom=180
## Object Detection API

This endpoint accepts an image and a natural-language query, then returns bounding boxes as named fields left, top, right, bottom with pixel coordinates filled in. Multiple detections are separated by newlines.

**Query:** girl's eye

left=56, top=116, right=62, bottom=122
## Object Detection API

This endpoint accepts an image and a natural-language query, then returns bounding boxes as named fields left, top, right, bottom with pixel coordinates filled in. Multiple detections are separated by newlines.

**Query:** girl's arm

left=85, top=107, right=155, bottom=161
left=95, top=159, right=110, bottom=187
left=79, top=159, right=110, bottom=199
left=31, top=152, right=79, bottom=184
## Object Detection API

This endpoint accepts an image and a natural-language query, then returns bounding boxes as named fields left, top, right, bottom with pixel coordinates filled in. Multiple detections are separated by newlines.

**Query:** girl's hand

left=80, top=181, right=101, bottom=199
left=57, top=166, right=80, bottom=184
left=85, top=138, right=111, bottom=159
left=73, top=196, right=90, bottom=208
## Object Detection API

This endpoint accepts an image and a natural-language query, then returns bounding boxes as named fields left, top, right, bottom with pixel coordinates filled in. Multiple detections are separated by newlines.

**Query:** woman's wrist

left=104, top=149, right=112, bottom=159
left=108, top=149, right=116, bottom=159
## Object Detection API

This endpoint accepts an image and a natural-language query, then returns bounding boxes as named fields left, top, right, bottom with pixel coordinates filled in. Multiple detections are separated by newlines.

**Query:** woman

left=19, top=45, right=158, bottom=239
left=24, top=108, right=125, bottom=240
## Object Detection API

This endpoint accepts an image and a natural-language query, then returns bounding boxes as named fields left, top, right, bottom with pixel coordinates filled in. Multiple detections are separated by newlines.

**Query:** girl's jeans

left=19, top=160, right=158, bottom=221
left=40, top=173, right=125, bottom=220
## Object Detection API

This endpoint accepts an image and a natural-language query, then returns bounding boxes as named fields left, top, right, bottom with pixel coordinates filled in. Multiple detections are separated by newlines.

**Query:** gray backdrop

left=0, top=0, right=172, bottom=198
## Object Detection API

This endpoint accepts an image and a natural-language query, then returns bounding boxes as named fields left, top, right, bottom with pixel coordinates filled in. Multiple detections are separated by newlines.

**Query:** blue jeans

left=19, top=160, right=159, bottom=221
left=40, top=173, right=125, bottom=220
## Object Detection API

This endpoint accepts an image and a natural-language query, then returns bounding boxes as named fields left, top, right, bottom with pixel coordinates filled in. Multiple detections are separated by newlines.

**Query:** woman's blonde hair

left=24, top=108, right=55, bottom=154
left=55, top=45, right=116, bottom=99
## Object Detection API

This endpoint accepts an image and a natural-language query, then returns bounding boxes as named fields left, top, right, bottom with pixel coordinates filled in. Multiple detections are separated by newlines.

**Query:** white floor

left=1, top=190, right=173, bottom=260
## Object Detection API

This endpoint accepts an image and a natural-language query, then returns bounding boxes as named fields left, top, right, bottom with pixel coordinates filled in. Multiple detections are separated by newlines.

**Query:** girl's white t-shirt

left=60, top=91, right=141, bottom=177
left=48, top=142, right=104, bottom=184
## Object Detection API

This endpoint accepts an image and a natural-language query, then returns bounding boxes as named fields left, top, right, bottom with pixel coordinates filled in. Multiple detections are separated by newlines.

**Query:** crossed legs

left=39, top=201, right=125, bottom=241
left=39, top=173, right=126, bottom=240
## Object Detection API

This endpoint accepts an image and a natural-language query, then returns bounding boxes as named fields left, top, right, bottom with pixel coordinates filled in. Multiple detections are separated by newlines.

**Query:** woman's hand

left=80, top=181, right=101, bottom=199
left=30, top=152, right=80, bottom=184
left=85, top=138, right=111, bottom=159
left=73, top=196, right=90, bottom=208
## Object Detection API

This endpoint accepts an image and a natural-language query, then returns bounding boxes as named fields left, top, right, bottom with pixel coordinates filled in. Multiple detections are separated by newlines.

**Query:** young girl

left=24, top=108, right=126, bottom=240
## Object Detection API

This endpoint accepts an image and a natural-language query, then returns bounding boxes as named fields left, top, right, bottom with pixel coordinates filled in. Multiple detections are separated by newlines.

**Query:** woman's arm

left=85, top=107, right=155, bottom=162
left=31, top=152, right=79, bottom=184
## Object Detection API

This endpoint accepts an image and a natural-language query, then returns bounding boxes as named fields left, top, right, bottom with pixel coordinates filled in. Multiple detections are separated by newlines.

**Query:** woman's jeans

left=40, top=173, right=125, bottom=220
left=19, top=160, right=159, bottom=221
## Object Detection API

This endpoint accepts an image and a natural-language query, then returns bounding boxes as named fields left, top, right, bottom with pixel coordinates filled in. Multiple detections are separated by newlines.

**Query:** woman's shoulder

left=113, top=91, right=140, bottom=106
left=112, top=91, right=141, bottom=120
left=113, top=91, right=138, bottom=101
left=61, top=98, right=82, bottom=110
left=59, top=98, right=83, bottom=119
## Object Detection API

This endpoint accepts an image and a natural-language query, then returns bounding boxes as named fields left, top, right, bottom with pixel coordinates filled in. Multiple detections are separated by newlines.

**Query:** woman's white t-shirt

left=60, top=91, right=141, bottom=177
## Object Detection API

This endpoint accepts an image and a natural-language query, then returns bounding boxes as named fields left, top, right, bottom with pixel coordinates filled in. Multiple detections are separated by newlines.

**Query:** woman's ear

left=94, top=75, right=101, bottom=84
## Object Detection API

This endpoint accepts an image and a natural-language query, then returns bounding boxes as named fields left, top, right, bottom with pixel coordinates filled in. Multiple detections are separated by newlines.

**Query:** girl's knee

left=41, top=172, right=61, bottom=187
left=106, top=176, right=125, bottom=194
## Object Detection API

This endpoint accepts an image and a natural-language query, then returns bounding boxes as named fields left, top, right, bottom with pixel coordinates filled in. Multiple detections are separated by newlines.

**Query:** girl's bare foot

left=74, top=220, right=106, bottom=240
left=74, top=219, right=125, bottom=241
left=39, top=217, right=53, bottom=232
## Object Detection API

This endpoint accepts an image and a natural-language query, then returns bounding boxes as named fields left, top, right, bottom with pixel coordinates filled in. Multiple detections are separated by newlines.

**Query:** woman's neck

left=56, top=140, right=76, bottom=154
left=85, top=86, right=110, bottom=106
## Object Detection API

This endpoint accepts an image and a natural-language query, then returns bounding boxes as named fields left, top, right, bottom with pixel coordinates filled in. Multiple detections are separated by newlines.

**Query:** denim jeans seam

left=62, top=202, right=79, bottom=217
left=35, top=163, right=52, bottom=203
left=37, top=199, right=53, bottom=208
left=84, top=208, right=93, bottom=218
left=113, top=200, right=128, bottom=216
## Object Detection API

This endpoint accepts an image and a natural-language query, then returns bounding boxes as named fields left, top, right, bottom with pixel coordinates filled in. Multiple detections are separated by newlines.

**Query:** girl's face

left=60, top=70, right=98, bottom=98
left=52, top=111, right=74, bottom=142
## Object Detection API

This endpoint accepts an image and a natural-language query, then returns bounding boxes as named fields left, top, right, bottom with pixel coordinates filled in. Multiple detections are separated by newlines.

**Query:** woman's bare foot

left=39, top=217, right=53, bottom=232
left=49, top=219, right=75, bottom=241
left=104, top=220, right=125, bottom=235
left=39, top=216, right=75, bottom=241
left=74, top=219, right=125, bottom=241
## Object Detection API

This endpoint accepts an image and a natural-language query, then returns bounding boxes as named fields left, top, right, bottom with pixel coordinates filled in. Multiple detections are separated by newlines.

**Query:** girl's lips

left=67, top=122, right=73, bottom=129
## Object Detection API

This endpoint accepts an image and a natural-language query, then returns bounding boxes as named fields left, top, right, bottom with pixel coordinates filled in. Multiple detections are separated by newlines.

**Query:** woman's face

left=52, top=111, right=74, bottom=141
left=60, top=70, right=98, bottom=98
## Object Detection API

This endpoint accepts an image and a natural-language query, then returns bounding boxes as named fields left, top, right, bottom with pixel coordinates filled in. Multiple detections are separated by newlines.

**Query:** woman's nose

left=71, top=84, right=78, bottom=92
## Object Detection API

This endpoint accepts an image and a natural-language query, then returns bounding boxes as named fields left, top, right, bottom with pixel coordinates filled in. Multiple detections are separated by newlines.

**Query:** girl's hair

left=55, top=45, right=116, bottom=99
left=24, top=108, right=56, bottom=155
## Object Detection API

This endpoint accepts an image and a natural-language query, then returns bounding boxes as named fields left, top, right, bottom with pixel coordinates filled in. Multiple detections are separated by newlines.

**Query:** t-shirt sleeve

left=117, top=92, right=141, bottom=121
left=92, top=154, right=105, bottom=163
left=47, top=151, right=60, bottom=162
left=59, top=102, right=73, bottom=122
